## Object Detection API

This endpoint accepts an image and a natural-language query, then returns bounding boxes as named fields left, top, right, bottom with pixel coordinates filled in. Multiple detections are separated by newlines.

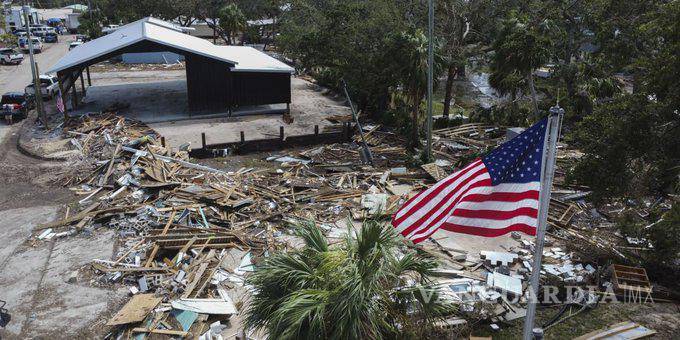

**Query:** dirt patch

left=0, top=121, right=75, bottom=211
left=473, top=302, right=680, bottom=339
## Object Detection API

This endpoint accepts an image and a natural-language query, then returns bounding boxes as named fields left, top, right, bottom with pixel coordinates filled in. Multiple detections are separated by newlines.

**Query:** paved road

left=0, top=35, right=73, bottom=141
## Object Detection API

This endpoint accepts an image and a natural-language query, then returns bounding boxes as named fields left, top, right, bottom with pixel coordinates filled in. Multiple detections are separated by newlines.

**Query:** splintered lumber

left=38, top=203, right=144, bottom=231
left=573, top=321, right=656, bottom=340
left=96, top=266, right=171, bottom=273
left=421, top=162, right=448, bottom=181
left=99, top=143, right=121, bottom=186
left=107, top=294, right=162, bottom=326
left=120, top=145, right=225, bottom=174
left=145, top=210, right=177, bottom=267
left=36, top=202, right=101, bottom=230
left=183, top=262, right=209, bottom=298
left=131, top=328, right=188, bottom=337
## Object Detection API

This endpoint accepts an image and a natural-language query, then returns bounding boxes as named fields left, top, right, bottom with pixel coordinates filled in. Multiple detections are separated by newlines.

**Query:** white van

left=29, top=25, right=50, bottom=37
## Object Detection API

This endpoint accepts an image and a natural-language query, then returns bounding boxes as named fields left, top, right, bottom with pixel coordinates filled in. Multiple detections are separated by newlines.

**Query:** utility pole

left=23, top=1, right=47, bottom=128
left=426, top=0, right=434, bottom=162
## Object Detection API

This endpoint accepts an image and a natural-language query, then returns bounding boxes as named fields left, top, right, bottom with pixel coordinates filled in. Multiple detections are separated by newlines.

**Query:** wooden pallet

left=610, top=264, right=652, bottom=294
left=548, top=198, right=578, bottom=228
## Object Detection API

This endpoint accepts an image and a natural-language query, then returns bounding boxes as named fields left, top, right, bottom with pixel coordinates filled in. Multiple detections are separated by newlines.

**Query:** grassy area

left=471, top=302, right=679, bottom=339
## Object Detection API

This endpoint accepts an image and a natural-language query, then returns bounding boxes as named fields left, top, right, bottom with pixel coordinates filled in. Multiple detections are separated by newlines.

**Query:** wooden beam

left=80, top=69, right=86, bottom=97
left=71, top=71, right=79, bottom=109
left=131, top=328, right=188, bottom=337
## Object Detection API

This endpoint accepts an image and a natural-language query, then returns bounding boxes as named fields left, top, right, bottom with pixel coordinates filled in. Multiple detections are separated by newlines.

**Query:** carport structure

left=48, top=17, right=294, bottom=114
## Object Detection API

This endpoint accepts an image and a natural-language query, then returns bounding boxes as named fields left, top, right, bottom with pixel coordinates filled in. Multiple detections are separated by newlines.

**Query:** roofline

left=230, top=67, right=294, bottom=74
left=49, top=23, right=240, bottom=73
left=144, top=35, right=237, bottom=65
left=48, top=36, right=145, bottom=73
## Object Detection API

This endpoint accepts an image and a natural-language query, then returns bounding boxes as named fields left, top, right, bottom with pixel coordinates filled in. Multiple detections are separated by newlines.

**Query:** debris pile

left=32, top=114, right=443, bottom=337
left=31, top=114, right=672, bottom=337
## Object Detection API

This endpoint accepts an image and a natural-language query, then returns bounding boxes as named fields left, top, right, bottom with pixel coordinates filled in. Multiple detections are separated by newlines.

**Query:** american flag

left=392, top=118, right=549, bottom=244
left=56, top=90, right=65, bottom=114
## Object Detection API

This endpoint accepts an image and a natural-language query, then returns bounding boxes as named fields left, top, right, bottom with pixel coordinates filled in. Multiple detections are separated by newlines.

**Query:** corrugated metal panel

left=48, top=17, right=293, bottom=74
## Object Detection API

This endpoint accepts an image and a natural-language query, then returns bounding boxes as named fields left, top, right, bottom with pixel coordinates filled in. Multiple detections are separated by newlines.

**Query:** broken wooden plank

left=107, top=294, right=162, bottom=326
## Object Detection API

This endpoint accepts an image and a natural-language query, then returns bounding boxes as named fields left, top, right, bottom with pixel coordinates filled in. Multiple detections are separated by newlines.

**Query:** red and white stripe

left=391, top=159, right=540, bottom=244
left=56, top=92, right=65, bottom=113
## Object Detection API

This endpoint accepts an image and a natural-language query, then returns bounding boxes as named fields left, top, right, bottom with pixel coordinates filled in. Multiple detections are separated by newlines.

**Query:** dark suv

left=1, top=92, right=33, bottom=124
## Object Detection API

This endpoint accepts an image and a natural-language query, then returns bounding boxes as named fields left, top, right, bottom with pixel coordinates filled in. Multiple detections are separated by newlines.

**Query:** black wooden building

left=48, top=17, right=293, bottom=112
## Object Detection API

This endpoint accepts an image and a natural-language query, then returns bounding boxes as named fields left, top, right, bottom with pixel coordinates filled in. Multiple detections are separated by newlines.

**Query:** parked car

left=75, top=34, right=90, bottom=42
left=12, top=29, right=27, bottom=37
left=43, top=32, right=59, bottom=43
left=1, top=92, right=32, bottom=124
left=69, top=41, right=84, bottom=50
left=0, top=48, right=24, bottom=65
left=29, top=25, right=51, bottom=37
left=25, top=75, right=59, bottom=100
left=19, top=37, right=43, bottom=53
left=101, top=24, right=120, bottom=34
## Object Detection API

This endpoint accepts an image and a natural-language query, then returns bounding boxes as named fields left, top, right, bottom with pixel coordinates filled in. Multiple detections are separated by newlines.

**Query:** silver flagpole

left=522, top=105, right=564, bottom=340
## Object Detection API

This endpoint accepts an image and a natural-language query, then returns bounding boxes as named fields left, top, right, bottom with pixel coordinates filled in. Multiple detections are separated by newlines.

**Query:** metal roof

left=215, top=46, right=294, bottom=73
left=48, top=17, right=294, bottom=74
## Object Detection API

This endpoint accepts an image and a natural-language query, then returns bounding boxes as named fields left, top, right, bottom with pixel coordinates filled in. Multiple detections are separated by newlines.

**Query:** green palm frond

left=244, top=218, right=454, bottom=339
left=296, top=222, right=329, bottom=253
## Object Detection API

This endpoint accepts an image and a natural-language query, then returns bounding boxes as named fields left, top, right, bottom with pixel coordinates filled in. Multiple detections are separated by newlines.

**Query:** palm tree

left=219, top=3, right=247, bottom=45
left=388, top=30, right=445, bottom=147
left=489, top=17, right=549, bottom=118
left=244, top=219, right=453, bottom=339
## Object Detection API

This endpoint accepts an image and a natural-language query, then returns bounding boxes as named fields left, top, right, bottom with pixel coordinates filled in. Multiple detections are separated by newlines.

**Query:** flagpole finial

left=549, top=104, right=564, bottom=117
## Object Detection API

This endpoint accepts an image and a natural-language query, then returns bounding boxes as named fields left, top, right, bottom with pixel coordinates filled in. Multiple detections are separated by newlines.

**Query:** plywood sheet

left=107, top=293, right=162, bottom=326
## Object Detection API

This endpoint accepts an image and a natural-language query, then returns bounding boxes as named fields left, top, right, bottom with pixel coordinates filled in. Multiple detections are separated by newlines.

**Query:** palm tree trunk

left=410, top=91, right=421, bottom=147
left=528, top=71, right=539, bottom=117
left=442, top=64, right=456, bottom=117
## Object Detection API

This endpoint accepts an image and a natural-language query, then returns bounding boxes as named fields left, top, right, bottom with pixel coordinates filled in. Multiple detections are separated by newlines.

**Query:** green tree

left=219, top=3, right=247, bottom=45
left=489, top=16, right=549, bottom=119
left=570, top=0, right=679, bottom=201
left=244, top=220, right=452, bottom=339
left=436, top=0, right=492, bottom=117
left=78, top=11, right=103, bottom=38
left=387, top=29, right=445, bottom=146
left=277, top=0, right=414, bottom=116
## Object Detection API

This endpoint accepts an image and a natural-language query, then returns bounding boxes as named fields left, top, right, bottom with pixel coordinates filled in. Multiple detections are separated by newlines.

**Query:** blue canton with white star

left=482, top=118, right=548, bottom=185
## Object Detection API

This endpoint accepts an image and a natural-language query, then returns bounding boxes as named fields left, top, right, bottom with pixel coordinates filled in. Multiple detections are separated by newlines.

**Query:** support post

left=240, top=131, right=245, bottom=143
left=522, top=106, right=564, bottom=339
left=86, top=66, right=91, bottom=86
left=80, top=69, right=86, bottom=97
left=279, top=126, right=284, bottom=141
left=71, top=72, right=79, bottom=109
left=58, top=78, right=67, bottom=120
left=201, top=133, right=206, bottom=148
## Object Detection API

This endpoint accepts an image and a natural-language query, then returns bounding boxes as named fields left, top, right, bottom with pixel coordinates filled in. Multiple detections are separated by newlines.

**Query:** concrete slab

left=74, top=70, right=350, bottom=150
left=25, top=230, right=124, bottom=338
left=433, top=228, right=532, bottom=260
left=0, top=206, right=125, bottom=338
